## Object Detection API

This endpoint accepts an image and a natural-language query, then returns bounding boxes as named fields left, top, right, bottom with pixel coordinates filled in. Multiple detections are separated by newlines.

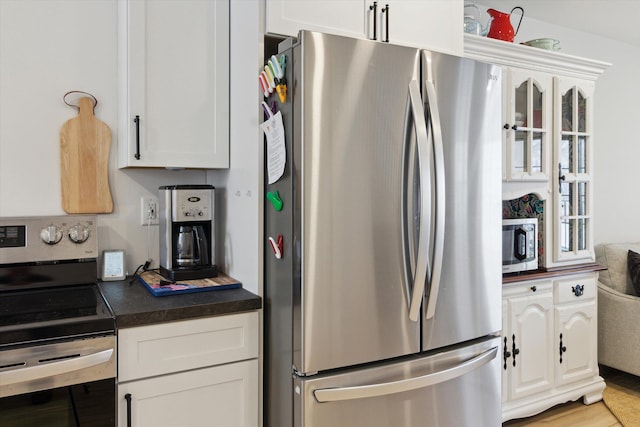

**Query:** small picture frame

left=102, top=250, right=126, bottom=281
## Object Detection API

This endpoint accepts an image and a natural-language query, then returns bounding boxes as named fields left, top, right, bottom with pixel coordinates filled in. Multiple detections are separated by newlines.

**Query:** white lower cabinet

left=117, top=312, right=259, bottom=427
left=502, top=272, right=604, bottom=422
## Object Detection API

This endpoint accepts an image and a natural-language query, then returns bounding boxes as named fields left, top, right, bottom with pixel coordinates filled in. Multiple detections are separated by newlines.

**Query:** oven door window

left=0, top=378, right=114, bottom=426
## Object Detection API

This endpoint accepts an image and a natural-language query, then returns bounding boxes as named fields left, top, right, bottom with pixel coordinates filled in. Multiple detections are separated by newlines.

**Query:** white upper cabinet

left=118, top=0, right=229, bottom=169
left=265, top=0, right=462, bottom=54
left=503, top=68, right=553, bottom=182
left=382, top=0, right=462, bottom=53
left=266, top=0, right=371, bottom=40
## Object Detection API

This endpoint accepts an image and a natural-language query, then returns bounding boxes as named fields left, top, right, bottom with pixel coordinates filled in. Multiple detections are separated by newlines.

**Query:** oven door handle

left=0, top=348, right=113, bottom=386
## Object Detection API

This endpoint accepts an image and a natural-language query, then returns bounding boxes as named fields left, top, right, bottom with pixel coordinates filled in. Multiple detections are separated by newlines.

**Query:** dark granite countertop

left=99, top=277, right=261, bottom=329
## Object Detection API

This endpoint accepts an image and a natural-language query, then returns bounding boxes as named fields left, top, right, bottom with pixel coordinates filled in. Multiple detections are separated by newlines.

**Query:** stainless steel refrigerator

left=264, top=31, right=502, bottom=427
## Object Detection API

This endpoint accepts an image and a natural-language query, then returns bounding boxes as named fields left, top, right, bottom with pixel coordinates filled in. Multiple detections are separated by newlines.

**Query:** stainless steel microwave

left=502, top=218, right=538, bottom=273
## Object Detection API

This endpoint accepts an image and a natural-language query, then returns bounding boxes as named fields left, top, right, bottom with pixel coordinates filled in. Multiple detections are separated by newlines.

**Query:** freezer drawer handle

left=313, top=346, right=498, bottom=403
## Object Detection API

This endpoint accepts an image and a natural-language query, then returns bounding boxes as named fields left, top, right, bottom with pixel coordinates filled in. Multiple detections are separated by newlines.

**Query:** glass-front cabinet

left=504, top=68, right=552, bottom=181
left=553, top=77, right=595, bottom=263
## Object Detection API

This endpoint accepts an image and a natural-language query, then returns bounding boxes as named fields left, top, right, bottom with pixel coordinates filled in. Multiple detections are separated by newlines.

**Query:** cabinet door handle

left=503, top=336, right=511, bottom=370
left=512, top=334, right=520, bottom=367
left=381, top=4, right=389, bottom=42
left=558, top=162, right=566, bottom=193
left=369, top=2, right=378, bottom=40
left=511, top=124, right=518, bottom=131
left=559, top=333, right=567, bottom=363
left=133, top=115, right=141, bottom=160
left=125, top=393, right=132, bottom=427
left=530, top=285, right=537, bottom=292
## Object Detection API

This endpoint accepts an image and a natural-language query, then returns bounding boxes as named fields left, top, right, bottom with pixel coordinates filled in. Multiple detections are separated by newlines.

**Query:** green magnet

left=267, top=191, right=283, bottom=211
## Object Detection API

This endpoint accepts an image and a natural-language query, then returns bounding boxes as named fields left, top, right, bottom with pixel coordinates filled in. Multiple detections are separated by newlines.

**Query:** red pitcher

left=486, top=6, right=524, bottom=43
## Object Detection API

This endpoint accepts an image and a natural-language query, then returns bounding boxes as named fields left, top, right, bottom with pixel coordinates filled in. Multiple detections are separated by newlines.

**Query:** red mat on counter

left=137, top=270, right=241, bottom=297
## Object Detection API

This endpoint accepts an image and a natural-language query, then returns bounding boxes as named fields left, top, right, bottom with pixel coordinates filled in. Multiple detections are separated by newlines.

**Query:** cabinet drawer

left=118, top=311, right=258, bottom=382
left=554, top=275, right=596, bottom=304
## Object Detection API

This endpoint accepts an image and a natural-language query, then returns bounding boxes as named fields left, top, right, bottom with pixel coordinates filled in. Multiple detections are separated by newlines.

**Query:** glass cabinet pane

left=515, top=82, right=527, bottom=126
left=560, top=136, right=573, bottom=175
left=578, top=219, right=588, bottom=250
left=578, top=92, right=586, bottom=132
left=514, top=130, right=526, bottom=173
left=561, top=218, right=574, bottom=253
left=562, top=88, right=574, bottom=131
left=578, top=182, right=587, bottom=215
left=532, top=132, right=542, bottom=173
left=560, top=182, right=573, bottom=216
left=532, top=84, right=542, bottom=128
left=578, top=137, right=587, bottom=174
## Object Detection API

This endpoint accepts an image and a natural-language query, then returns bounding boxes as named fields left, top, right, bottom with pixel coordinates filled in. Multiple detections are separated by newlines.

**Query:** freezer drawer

left=294, top=337, right=500, bottom=427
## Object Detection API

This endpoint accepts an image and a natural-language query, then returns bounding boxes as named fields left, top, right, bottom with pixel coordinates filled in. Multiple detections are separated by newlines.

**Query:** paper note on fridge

left=262, top=111, right=286, bottom=184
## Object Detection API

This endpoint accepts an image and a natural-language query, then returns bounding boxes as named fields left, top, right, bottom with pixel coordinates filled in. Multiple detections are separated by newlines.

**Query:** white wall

left=0, top=0, right=261, bottom=294
left=476, top=4, right=640, bottom=245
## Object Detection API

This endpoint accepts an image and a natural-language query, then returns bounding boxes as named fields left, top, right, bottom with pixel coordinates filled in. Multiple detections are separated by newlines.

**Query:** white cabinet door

left=505, top=285, right=554, bottom=401
left=118, top=359, right=258, bottom=427
left=554, top=274, right=598, bottom=385
left=503, top=68, right=553, bottom=182
left=384, top=0, right=462, bottom=53
left=265, top=0, right=371, bottom=39
left=551, top=77, right=596, bottom=265
left=118, top=0, right=229, bottom=169
left=555, top=301, right=597, bottom=385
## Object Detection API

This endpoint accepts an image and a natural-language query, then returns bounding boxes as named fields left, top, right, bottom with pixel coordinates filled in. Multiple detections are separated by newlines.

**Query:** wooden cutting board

left=60, top=97, right=113, bottom=213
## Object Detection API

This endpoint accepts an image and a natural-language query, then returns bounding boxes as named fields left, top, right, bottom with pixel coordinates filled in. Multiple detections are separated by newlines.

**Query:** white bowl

left=522, top=38, right=560, bottom=51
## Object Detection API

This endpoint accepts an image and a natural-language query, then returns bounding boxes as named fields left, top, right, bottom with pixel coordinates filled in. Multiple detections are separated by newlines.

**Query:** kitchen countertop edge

left=99, top=277, right=262, bottom=329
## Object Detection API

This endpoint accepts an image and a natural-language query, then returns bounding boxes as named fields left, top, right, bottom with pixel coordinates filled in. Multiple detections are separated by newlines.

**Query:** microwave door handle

left=313, top=346, right=498, bottom=402
left=424, top=80, right=445, bottom=320
left=514, top=227, right=527, bottom=260
left=402, top=80, right=430, bottom=323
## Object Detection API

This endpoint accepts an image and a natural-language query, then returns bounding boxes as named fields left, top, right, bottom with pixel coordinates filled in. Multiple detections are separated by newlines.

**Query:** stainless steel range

left=0, top=215, right=116, bottom=426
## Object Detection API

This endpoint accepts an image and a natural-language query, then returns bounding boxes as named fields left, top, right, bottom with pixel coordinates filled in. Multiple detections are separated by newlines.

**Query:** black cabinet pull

left=572, top=284, right=584, bottom=297
left=503, top=336, right=512, bottom=370
left=530, top=285, right=537, bottom=292
left=369, top=2, right=377, bottom=40
left=134, top=115, right=141, bottom=160
left=512, top=334, right=520, bottom=367
left=558, top=162, right=566, bottom=193
left=125, top=393, right=132, bottom=427
left=381, top=4, right=389, bottom=42
left=511, top=124, right=518, bottom=131
left=503, top=123, right=510, bottom=130
left=559, top=333, right=567, bottom=363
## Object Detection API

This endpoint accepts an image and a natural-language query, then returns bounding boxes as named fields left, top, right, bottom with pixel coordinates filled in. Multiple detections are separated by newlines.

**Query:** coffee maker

left=159, top=185, right=217, bottom=281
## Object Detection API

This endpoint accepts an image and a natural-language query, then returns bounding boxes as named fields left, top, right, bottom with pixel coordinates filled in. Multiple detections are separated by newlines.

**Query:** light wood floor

left=503, top=367, right=631, bottom=426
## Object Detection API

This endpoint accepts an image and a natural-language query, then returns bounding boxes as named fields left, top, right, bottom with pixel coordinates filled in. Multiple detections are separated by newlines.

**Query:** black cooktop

left=0, top=284, right=115, bottom=348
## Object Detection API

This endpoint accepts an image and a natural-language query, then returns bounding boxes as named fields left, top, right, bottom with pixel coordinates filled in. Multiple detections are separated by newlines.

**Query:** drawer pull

left=530, top=285, right=537, bottom=292
left=572, top=284, right=584, bottom=297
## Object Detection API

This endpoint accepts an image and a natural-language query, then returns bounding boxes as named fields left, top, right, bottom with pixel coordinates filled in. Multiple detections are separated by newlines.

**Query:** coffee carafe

left=159, top=185, right=217, bottom=281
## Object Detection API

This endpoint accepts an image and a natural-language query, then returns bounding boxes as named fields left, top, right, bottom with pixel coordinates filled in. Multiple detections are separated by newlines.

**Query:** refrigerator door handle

left=402, top=80, right=431, bottom=322
left=423, top=80, right=446, bottom=320
left=313, top=346, right=498, bottom=403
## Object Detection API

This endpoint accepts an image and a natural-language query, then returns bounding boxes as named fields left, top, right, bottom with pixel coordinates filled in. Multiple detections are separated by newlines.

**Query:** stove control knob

left=40, top=225, right=64, bottom=245
left=68, top=224, right=90, bottom=244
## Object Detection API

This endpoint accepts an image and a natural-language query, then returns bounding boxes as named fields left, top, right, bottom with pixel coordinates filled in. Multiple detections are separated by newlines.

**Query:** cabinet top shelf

left=463, top=34, right=611, bottom=81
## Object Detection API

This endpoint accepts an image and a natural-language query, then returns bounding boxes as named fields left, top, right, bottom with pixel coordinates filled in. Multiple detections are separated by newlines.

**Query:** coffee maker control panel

left=171, top=188, right=213, bottom=222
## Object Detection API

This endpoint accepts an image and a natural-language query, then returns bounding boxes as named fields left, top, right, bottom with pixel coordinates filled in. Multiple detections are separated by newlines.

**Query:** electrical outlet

left=140, top=197, right=159, bottom=225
